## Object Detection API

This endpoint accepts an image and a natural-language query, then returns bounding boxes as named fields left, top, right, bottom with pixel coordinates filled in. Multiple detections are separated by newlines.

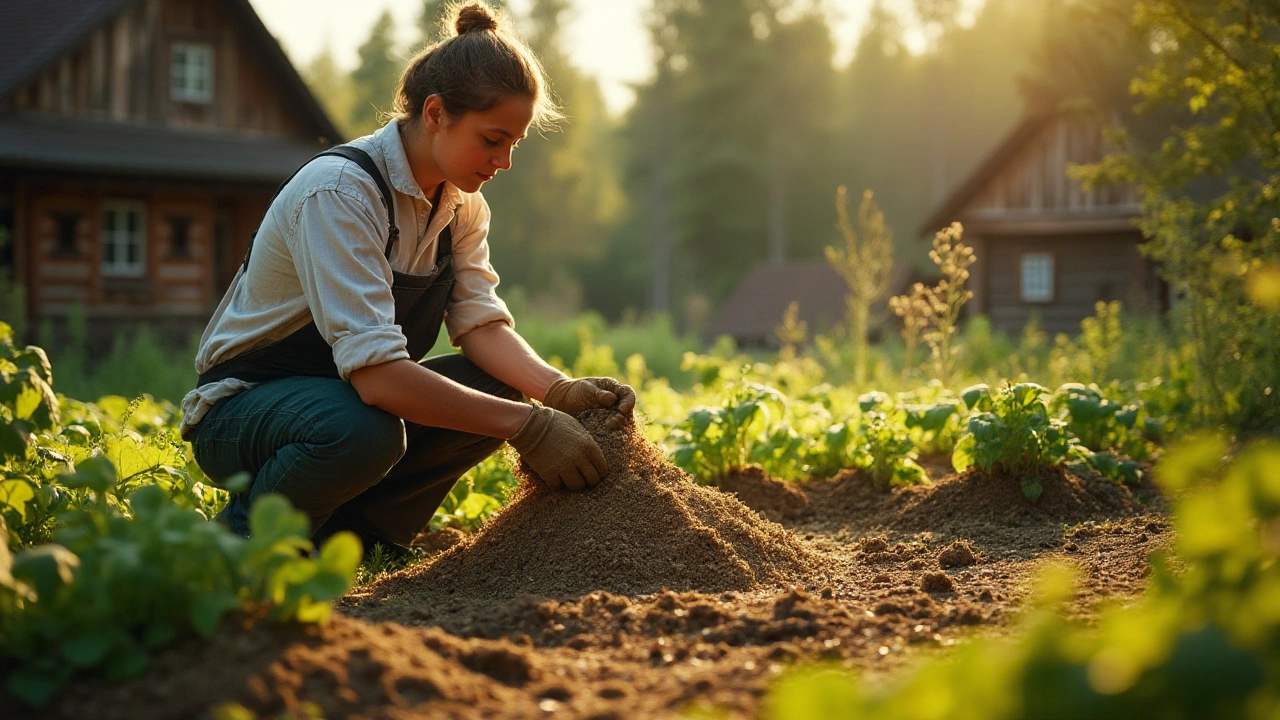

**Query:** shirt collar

left=376, top=118, right=465, bottom=213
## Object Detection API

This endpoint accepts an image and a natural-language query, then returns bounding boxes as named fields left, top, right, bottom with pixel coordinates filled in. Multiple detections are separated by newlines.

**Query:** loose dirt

left=10, top=411, right=1170, bottom=720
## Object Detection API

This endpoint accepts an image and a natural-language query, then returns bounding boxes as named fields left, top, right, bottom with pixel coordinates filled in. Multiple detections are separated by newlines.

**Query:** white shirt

left=179, top=119, right=514, bottom=438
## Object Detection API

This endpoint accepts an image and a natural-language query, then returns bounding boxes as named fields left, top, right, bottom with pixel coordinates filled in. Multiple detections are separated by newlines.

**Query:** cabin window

left=101, top=202, right=147, bottom=277
left=51, top=212, right=80, bottom=256
left=1020, top=252, right=1054, bottom=303
left=171, top=43, right=214, bottom=103
left=168, top=216, right=192, bottom=258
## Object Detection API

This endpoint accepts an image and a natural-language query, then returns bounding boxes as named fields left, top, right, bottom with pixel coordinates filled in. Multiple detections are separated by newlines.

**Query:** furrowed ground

left=15, top=410, right=1167, bottom=720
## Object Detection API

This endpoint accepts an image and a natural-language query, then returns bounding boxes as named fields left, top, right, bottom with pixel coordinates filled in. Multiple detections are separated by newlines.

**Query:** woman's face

left=427, top=95, right=535, bottom=194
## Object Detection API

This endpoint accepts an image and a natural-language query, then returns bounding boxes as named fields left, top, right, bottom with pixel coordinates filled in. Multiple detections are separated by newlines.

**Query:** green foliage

left=0, top=469, right=359, bottom=707
left=1074, top=0, right=1280, bottom=434
left=766, top=436, right=1280, bottom=720
left=952, top=383, right=1082, bottom=485
left=347, top=10, right=401, bottom=136
left=0, top=329, right=360, bottom=708
left=857, top=411, right=927, bottom=491
left=670, top=381, right=787, bottom=483
left=431, top=452, right=517, bottom=531
left=1050, top=382, right=1155, bottom=461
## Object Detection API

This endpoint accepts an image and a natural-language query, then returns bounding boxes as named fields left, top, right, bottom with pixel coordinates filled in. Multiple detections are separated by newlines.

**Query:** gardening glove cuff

left=544, top=376, right=637, bottom=429
left=508, top=405, right=609, bottom=491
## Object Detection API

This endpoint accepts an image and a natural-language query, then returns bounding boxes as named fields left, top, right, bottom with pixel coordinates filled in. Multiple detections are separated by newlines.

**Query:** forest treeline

left=300, top=0, right=1080, bottom=326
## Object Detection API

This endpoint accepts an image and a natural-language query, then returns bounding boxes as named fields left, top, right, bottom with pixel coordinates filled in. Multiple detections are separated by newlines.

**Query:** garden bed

left=15, top=412, right=1167, bottom=720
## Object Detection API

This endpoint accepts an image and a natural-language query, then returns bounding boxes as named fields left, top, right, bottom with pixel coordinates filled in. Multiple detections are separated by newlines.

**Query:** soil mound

left=807, top=464, right=1150, bottom=540
left=15, top=615, right=562, bottom=720
left=719, top=465, right=810, bottom=522
left=350, top=410, right=821, bottom=623
left=892, top=466, right=1146, bottom=534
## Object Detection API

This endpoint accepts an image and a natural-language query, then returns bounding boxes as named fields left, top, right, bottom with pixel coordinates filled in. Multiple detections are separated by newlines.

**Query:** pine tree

left=348, top=10, right=402, bottom=136
left=301, top=44, right=357, bottom=140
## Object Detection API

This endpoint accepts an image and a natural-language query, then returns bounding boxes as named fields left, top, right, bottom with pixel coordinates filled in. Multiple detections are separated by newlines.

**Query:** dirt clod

left=719, top=466, right=811, bottom=522
left=921, top=573, right=955, bottom=594
left=938, top=541, right=979, bottom=569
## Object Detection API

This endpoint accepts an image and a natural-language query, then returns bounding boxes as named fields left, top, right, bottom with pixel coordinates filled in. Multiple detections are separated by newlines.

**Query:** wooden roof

left=918, top=113, right=1056, bottom=237
left=0, top=112, right=323, bottom=183
left=704, top=260, right=914, bottom=346
left=0, top=0, right=341, bottom=143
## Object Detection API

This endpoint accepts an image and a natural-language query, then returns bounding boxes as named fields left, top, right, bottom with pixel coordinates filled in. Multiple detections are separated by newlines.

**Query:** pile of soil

left=718, top=465, right=811, bottom=522
left=350, top=410, right=822, bottom=625
left=803, top=463, right=1156, bottom=555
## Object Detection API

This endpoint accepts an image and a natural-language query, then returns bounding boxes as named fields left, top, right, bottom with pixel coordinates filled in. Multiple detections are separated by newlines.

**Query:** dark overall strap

left=242, top=145, right=401, bottom=270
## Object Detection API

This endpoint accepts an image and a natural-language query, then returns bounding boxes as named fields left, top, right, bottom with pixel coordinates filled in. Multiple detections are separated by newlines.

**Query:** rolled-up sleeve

left=288, top=177, right=411, bottom=379
left=445, top=194, right=515, bottom=344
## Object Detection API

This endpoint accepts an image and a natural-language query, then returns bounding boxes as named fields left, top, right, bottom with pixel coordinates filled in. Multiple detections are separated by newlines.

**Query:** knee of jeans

left=332, top=405, right=406, bottom=474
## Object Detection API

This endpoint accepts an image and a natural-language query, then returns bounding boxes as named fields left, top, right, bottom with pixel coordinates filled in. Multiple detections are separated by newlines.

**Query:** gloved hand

left=543, top=376, right=637, bottom=429
left=508, top=405, right=609, bottom=491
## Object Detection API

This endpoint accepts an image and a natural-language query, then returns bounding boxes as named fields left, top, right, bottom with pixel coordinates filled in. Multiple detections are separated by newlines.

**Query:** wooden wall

left=974, top=231, right=1160, bottom=335
left=20, top=176, right=268, bottom=325
left=11, top=0, right=312, bottom=140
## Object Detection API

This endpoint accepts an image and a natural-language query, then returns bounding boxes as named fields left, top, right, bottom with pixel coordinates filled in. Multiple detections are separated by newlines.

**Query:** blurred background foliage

left=299, top=0, right=1084, bottom=322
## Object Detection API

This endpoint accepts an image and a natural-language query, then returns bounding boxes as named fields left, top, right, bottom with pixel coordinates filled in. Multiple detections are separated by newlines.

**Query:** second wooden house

left=920, top=109, right=1167, bottom=335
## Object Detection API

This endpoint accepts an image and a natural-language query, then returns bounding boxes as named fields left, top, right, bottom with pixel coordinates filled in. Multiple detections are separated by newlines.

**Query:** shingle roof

left=0, top=0, right=137, bottom=103
left=704, top=261, right=914, bottom=347
left=0, top=0, right=341, bottom=143
left=0, top=113, right=326, bottom=184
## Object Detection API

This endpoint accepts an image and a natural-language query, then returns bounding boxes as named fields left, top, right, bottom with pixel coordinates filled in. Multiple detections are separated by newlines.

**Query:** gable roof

left=0, top=0, right=136, bottom=103
left=704, top=260, right=915, bottom=347
left=0, top=0, right=341, bottom=143
left=0, top=112, right=325, bottom=183
left=918, top=112, right=1055, bottom=237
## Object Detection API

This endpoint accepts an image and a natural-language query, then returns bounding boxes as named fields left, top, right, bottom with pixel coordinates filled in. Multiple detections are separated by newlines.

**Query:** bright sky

left=247, top=0, right=978, bottom=117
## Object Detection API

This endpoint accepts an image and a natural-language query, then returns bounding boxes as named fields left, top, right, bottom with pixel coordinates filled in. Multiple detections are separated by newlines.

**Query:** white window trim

left=170, top=42, right=214, bottom=104
left=101, top=201, right=147, bottom=278
left=1020, top=252, right=1055, bottom=303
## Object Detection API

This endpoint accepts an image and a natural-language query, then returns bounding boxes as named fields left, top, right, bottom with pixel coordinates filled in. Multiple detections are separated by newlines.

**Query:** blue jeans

left=190, top=354, right=521, bottom=550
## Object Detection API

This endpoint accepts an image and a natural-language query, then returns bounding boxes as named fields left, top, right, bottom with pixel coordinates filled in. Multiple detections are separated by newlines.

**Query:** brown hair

left=392, top=1, right=562, bottom=130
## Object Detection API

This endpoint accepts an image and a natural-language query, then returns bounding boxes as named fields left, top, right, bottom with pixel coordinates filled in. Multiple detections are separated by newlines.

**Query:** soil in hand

left=349, top=410, right=822, bottom=626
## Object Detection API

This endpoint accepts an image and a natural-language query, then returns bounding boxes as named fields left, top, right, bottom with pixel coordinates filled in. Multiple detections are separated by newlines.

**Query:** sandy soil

left=8, top=411, right=1168, bottom=720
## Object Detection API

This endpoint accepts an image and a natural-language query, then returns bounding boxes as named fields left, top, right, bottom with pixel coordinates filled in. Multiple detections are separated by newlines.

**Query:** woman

left=180, top=1, right=634, bottom=555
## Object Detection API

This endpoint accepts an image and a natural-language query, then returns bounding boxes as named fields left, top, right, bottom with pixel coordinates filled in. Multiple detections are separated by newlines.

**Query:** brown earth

left=12, top=410, right=1169, bottom=720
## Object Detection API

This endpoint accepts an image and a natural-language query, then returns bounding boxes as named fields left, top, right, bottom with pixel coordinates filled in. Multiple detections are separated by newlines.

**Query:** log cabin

left=0, top=0, right=340, bottom=344
left=920, top=109, right=1167, bottom=335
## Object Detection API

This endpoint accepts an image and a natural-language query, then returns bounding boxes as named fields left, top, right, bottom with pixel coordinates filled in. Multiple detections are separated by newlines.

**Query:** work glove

left=543, top=376, right=637, bottom=429
left=508, top=405, right=609, bottom=491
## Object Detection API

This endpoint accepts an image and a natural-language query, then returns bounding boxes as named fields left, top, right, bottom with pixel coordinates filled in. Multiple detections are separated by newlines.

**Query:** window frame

left=1019, top=252, right=1055, bottom=304
left=101, top=201, right=148, bottom=278
left=170, top=42, right=214, bottom=104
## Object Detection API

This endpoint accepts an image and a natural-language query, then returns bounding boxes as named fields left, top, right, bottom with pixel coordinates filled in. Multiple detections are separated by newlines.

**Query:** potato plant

left=951, top=383, right=1086, bottom=500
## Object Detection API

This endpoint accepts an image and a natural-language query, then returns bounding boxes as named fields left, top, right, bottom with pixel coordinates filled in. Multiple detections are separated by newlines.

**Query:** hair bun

left=455, top=3, right=499, bottom=35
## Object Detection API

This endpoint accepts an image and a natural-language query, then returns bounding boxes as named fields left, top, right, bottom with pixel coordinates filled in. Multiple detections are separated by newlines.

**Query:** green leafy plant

left=1051, top=382, right=1156, bottom=461
left=902, top=400, right=961, bottom=456
left=855, top=411, right=926, bottom=490
left=952, top=383, right=1083, bottom=499
left=0, top=455, right=359, bottom=708
left=432, top=453, right=518, bottom=531
left=669, top=382, right=787, bottom=483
